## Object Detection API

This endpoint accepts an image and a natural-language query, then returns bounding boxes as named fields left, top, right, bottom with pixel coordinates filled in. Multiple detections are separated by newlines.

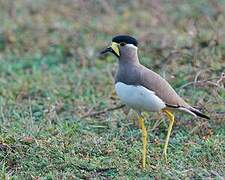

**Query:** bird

left=100, top=35, right=210, bottom=168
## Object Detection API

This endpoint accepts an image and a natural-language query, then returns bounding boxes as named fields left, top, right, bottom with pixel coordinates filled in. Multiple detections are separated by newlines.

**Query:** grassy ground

left=0, top=0, right=225, bottom=179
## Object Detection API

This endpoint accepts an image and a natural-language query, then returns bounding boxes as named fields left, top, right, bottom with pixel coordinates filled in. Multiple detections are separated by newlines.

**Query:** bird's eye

left=120, top=42, right=126, bottom=46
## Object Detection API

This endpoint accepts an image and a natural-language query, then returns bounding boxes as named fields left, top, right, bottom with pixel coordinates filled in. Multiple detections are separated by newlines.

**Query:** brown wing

left=115, top=63, right=209, bottom=119
left=139, top=65, right=190, bottom=108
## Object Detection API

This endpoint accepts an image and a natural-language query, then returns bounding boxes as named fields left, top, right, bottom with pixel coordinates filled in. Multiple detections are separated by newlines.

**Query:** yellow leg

left=162, top=109, right=175, bottom=161
left=138, top=116, right=147, bottom=168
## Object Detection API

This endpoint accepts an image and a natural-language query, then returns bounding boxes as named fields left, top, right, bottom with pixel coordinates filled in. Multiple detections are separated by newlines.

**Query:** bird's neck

left=119, top=50, right=139, bottom=64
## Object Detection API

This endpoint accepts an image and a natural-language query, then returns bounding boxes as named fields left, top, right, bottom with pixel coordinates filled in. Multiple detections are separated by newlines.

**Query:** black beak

left=100, top=47, right=112, bottom=55
left=100, top=46, right=119, bottom=58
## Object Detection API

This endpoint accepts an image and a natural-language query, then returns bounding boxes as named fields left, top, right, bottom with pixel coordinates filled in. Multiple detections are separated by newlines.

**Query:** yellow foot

left=162, top=151, right=168, bottom=163
left=138, top=115, right=147, bottom=169
left=162, top=109, right=175, bottom=164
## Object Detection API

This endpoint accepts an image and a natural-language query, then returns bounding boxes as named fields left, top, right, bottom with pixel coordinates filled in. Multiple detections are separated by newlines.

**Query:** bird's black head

left=112, top=35, right=138, bottom=47
left=100, top=35, right=138, bottom=58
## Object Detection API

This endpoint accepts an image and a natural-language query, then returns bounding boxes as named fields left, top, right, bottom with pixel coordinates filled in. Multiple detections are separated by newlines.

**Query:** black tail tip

left=191, top=110, right=210, bottom=119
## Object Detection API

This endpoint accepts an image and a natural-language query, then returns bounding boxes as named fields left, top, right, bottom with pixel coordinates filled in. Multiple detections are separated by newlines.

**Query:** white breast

left=115, top=82, right=166, bottom=112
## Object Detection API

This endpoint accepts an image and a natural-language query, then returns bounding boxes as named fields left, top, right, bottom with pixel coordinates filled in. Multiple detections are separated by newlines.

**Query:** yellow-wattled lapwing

left=100, top=35, right=209, bottom=168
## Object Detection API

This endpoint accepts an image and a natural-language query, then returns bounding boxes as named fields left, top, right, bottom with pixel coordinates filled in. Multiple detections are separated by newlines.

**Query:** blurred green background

left=0, top=0, right=224, bottom=179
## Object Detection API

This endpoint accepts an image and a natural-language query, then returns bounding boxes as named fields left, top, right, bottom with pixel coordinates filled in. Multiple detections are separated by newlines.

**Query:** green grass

left=0, top=0, right=225, bottom=179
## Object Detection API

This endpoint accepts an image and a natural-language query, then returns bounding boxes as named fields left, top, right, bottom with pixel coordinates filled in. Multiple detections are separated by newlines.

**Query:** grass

left=0, top=0, right=225, bottom=179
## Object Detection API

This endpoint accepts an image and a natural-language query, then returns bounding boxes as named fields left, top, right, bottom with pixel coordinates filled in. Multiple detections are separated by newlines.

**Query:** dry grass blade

left=81, top=104, right=125, bottom=118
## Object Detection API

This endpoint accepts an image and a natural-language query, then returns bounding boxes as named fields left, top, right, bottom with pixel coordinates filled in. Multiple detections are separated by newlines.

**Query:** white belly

left=115, top=82, right=166, bottom=112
